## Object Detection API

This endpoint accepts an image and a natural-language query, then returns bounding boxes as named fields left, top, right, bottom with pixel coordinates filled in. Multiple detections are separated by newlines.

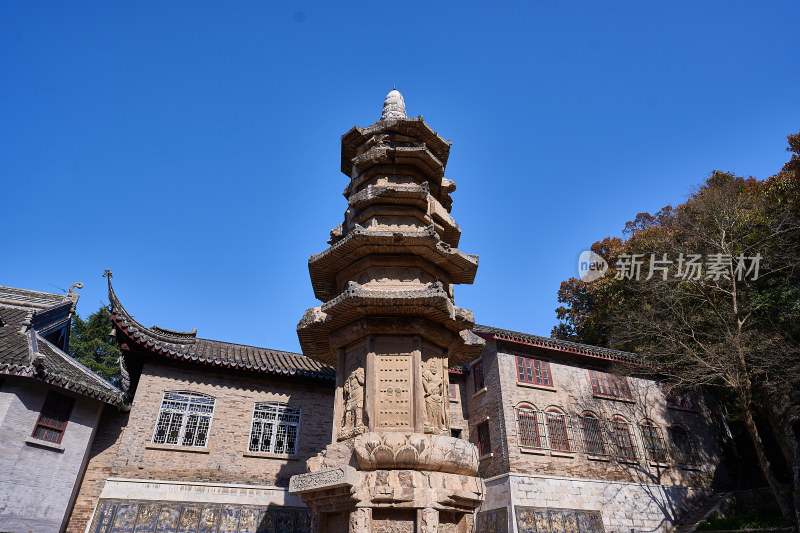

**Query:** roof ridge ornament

left=381, top=88, right=406, bottom=121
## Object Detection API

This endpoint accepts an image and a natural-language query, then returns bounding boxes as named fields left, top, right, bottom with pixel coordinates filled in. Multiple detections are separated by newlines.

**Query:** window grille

left=516, top=406, right=545, bottom=449
left=151, top=391, right=215, bottom=447
left=670, top=425, right=699, bottom=464
left=448, top=382, right=457, bottom=400
left=589, top=370, right=632, bottom=400
left=515, top=356, right=553, bottom=387
left=515, top=406, right=575, bottom=452
left=33, top=391, right=74, bottom=443
left=248, top=402, right=301, bottom=455
left=477, top=421, right=491, bottom=456
left=546, top=410, right=572, bottom=452
left=579, top=413, right=609, bottom=456
left=664, top=387, right=696, bottom=410
left=610, top=417, right=638, bottom=460
left=640, top=421, right=668, bottom=462
left=472, top=360, right=485, bottom=391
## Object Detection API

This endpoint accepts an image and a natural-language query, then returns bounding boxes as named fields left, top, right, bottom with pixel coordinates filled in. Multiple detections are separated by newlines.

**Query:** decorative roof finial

left=381, top=88, right=406, bottom=121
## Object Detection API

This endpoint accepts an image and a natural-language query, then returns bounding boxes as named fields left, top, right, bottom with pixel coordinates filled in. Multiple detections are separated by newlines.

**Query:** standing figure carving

left=422, top=360, right=446, bottom=431
left=343, top=366, right=365, bottom=430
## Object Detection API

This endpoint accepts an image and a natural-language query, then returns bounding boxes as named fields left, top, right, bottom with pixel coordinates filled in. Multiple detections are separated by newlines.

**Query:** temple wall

left=479, top=472, right=713, bottom=533
left=111, top=362, right=334, bottom=486
left=475, top=340, right=729, bottom=488
left=66, top=405, right=129, bottom=533
left=0, top=376, right=103, bottom=533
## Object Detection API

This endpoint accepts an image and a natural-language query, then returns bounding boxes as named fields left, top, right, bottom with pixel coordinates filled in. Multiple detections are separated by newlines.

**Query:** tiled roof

left=473, top=324, right=642, bottom=364
left=0, top=285, right=71, bottom=309
left=0, top=287, right=123, bottom=405
left=106, top=272, right=336, bottom=382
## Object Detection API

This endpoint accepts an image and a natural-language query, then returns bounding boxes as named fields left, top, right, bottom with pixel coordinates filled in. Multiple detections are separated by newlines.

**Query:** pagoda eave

left=341, top=118, right=452, bottom=175
left=308, top=227, right=478, bottom=302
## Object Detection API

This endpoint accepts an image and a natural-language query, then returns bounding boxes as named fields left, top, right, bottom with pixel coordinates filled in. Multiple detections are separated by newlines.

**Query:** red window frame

left=589, top=370, right=632, bottom=400
left=515, top=356, right=553, bottom=387
left=640, top=421, right=668, bottom=462
left=516, top=405, right=543, bottom=449
left=448, top=381, right=457, bottom=400
left=670, top=425, right=699, bottom=464
left=610, top=417, right=638, bottom=460
left=580, top=412, right=607, bottom=456
left=546, top=409, right=571, bottom=452
left=664, top=388, right=696, bottom=410
left=477, top=421, right=491, bottom=456
left=472, top=360, right=485, bottom=392
left=32, top=391, right=74, bottom=444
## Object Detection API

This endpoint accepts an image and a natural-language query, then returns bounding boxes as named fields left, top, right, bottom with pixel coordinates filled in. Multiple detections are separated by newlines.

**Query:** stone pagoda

left=290, top=89, right=485, bottom=533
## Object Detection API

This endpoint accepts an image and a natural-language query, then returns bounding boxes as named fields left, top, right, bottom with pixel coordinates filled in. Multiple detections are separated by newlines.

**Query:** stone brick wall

left=447, top=371, right=470, bottom=441
left=66, top=405, right=129, bottom=533
left=481, top=473, right=713, bottom=533
left=491, top=340, right=727, bottom=487
left=0, top=376, right=103, bottom=533
left=112, top=362, right=334, bottom=487
left=467, top=340, right=512, bottom=480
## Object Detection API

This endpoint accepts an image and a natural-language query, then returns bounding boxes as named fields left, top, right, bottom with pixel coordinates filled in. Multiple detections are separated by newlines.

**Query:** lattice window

left=151, top=391, right=215, bottom=447
left=589, top=370, right=632, bottom=400
left=640, top=420, right=668, bottom=462
left=248, top=402, right=301, bottom=455
left=472, top=360, right=485, bottom=391
left=516, top=405, right=544, bottom=449
left=448, top=381, right=457, bottom=400
left=640, top=421, right=667, bottom=461
left=670, top=425, right=699, bottom=464
left=477, top=421, right=491, bottom=456
left=515, top=406, right=574, bottom=452
left=664, top=386, right=697, bottom=410
left=515, top=356, right=553, bottom=387
left=579, top=413, right=609, bottom=456
left=546, top=409, right=572, bottom=452
left=610, top=417, right=638, bottom=460
left=32, top=391, right=74, bottom=443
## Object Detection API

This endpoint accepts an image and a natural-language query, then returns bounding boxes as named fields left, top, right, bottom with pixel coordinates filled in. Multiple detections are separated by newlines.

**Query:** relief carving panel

left=514, top=507, right=605, bottom=533
left=89, top=500, right=312, bottom=533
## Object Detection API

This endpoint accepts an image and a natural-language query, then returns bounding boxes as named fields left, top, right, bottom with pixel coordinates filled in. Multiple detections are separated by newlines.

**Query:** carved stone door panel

left=375, top=354, right=413, bottom=429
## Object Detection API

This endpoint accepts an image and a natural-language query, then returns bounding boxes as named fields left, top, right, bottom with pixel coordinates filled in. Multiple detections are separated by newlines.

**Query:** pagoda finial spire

left=381, top=88, right=406, bottom=120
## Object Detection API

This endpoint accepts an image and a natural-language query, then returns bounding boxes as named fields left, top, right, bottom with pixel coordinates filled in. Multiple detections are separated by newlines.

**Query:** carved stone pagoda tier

left=291, top=89, right=485, bottom=533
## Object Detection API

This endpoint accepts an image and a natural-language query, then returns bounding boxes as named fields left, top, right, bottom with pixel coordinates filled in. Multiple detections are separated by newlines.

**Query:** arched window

left=610, top=416, right=637, bottom=460
left=248, top=402, right=301, bottom=455
left=546, top=408, right=572, bottom=452
left=152, top=391, right=215, bottom=447
left=640, top=420, right=668, bottom=462
left=516, top=404, right=543, bottom=449
left=579, top=412, right=608, bottom=456
left=670, top=425, right=698, bottom=464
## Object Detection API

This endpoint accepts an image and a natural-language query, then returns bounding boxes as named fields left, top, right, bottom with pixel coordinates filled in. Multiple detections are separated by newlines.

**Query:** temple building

left=60, top=91, right=734, bottom=533
left=0, top=285, right=122, bottom=533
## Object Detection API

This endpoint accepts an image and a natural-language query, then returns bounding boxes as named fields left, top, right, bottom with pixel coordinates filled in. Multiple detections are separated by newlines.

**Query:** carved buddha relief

left=339, top=347, right=367, bottom=440
left=422, top=359, right=447, bottom=433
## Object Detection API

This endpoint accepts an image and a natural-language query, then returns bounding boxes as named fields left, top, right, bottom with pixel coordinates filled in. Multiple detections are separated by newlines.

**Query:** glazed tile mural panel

left=89, top=501, right=311, bottom=533
left=515, top=506, right=605, bottom=533
left=476, top=507, right=508, bottom=533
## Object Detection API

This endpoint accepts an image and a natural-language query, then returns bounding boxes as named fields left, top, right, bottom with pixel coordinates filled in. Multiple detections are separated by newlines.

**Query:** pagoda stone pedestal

left=290, top=90, right=485, bottom=533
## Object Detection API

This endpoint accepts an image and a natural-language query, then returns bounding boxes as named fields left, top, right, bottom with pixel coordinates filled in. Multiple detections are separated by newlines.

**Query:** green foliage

left=69, top=304, right=122, bottom=386
left=697, top=510, right=790, bottom=530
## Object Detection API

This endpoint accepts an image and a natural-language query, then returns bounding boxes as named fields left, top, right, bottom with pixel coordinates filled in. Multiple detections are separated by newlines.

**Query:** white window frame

left=151, top=391, right=215, bottom=447
left=248, top=402, right=301, bottom=456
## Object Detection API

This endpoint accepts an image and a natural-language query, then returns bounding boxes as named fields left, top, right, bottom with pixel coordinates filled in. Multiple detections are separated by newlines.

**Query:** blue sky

left=2, top=2, right=798, bottom=353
